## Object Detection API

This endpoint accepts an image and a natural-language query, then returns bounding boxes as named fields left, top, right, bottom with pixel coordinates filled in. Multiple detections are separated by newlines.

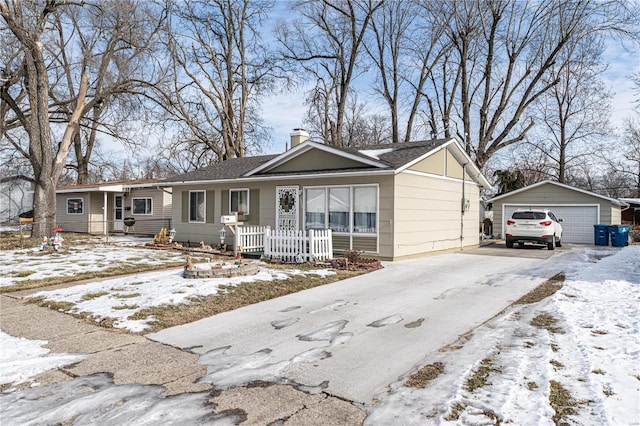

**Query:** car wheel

left=556, top=235, right=562, bottom=248
left=506, top=239, right=514, bottom=248
left=547, top=236, right=555, bottom=250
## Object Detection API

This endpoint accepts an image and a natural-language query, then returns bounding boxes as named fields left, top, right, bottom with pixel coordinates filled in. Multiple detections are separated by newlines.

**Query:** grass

left=81, top=291, right=109, bottom=301
left=514, top=273, right=565, bottom=305
left=113, top=293, right=141, bottom=299
left=127, top=268, right=365, bottom=332
left=465, top=358, right=499, bottom=392
left=549, top=380, right=577, bottom=425
left=550, top=359, right=564, bottom=369
left=112, top=304, right=139, bottom=310
left=406, top=362, right=444, bottom=388
left=0, top=262, right=185, bottom=293
left=531, top=313, right=564, bottom=334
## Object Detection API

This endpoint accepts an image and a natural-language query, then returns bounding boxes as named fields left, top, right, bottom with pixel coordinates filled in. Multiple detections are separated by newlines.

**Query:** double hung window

left=189, top=191, right=205, bottom=223
left=67, top=198, right=84, bottom=214
left=230, top=189, right=249, bottom=214
left=132, top=197, right=152, bottom=215
left=304, top=185, right=377, bottom=234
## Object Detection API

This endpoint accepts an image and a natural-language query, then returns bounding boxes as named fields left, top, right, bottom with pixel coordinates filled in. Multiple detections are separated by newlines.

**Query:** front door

left=276, top=186, right=299, bottom=231
left=114, top=195, right=124, bottom=232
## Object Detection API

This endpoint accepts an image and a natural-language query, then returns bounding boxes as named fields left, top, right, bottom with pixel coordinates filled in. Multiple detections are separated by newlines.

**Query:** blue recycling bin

left=608, top=225, right=630, bottom=247
left=594, top=224, right=609, bottom=246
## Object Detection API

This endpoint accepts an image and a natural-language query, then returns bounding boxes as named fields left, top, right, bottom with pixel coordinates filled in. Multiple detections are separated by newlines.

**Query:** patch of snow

left=30, top=262, right=335, bottom=332
left=0, top=331, right=86, bottom=389
left=366, top=246, right=640, bottom=425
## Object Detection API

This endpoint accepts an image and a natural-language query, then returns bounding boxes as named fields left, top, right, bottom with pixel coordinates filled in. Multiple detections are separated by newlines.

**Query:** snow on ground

left=0, top=245, right=637, bottom=424
left=29, top=262, right=335, bottom=332
left=0, top=243, right=187, bottom=288
left=0, top=332, right=86, bottom=389
left=0, top=371, right=238, bottom=425
left=365, top=245, right=640, bottom=425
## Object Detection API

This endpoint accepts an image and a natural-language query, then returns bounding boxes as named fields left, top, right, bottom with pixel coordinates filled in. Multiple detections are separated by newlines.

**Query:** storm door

left=276, top=186, right=299, bottom=231
left=114, top=194, right=124, bottom=232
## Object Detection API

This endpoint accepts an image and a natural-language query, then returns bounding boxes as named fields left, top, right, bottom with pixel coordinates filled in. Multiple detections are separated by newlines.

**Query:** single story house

left=489, top=180, right=628, bottom=243
left=161, top=131, right=491, bottom=260
left=620, top=198, right=640, bottom=225
left=55, top=180, right=172, bottom=235
left=0, top=175, right=34, bottom=223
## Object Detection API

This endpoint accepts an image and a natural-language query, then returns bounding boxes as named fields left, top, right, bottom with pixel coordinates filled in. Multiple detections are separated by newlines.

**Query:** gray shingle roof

left=163, top=139, right=450, bottom=183
left=164, top=154, right=278, bottom=183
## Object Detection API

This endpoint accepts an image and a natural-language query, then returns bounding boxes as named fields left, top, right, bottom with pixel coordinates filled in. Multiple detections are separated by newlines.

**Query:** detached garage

left=489, top=180, right=628, bottom=244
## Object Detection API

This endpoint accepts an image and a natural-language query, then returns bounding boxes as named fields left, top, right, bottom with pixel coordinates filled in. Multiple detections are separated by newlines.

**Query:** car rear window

left=512, top=212, right=546, bottom=220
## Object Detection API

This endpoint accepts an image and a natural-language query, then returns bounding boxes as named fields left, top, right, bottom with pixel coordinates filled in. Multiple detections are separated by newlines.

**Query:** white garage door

left=504, top=205, right=599, bottom=244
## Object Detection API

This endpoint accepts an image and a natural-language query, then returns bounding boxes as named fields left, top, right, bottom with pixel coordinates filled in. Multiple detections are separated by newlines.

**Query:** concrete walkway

left=149, top=252, right=551, bottom=404
left=0, top=294, right=367, bottom=424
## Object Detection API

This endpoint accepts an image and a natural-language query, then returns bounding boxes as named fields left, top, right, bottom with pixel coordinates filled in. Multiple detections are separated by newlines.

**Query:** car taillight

left=507, top=220, right=515, bottom=225
left=539, top=220, right=552, bottom=226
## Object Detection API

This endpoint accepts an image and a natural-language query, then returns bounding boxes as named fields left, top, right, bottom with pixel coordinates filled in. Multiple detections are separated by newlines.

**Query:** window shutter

left=206, top=190, right=215, bottom=223
left=182, top=191, right=188, bottom=222
left=221, top=190, right=229, bottom=215
left=250, top=189, right=259, bottom=224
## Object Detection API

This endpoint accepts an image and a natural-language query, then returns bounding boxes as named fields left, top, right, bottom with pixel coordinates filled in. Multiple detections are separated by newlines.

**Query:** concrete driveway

left=464, top=241, right=577, bottom=259
left=149, top=252, right=556, bottom=404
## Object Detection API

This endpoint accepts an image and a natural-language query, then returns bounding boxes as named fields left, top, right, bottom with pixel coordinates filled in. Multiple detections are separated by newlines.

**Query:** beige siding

left=125, top=187, right=172, bottom=235
left=393, top=172, right=480, bottom=259
left=446, top=149, right=464, bottom=179
left=172, top=175, right=394, bottom=256
left=56, top=192, right=89, bottom=233
left=492, top=183, right=619, bottom=238
left=409, top=149, right=445, bottom=175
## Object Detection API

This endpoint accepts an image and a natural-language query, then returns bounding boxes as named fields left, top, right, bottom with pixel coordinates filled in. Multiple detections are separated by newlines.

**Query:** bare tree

left=277, top=0, right=383, bottom=147
left=159, top=0, right=275, bottom=164
left=1, top=0, right=89, bottom=238
left=528, top=35, right=612, bottom=183
left=426, top=0, right=638, bottom=168
left=49, top=0, right=168, bottom=184
left=365, top=1, right=449, bottom=143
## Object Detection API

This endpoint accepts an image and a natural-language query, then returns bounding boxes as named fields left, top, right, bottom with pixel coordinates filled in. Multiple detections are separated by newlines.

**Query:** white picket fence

left=235, top=225, right=270, bottom=253
left=235, top=226, right=333, bottom=263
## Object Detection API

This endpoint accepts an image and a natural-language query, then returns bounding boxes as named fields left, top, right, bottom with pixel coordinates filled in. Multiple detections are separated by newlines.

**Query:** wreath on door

left=279, top=191, right=295, bottom=212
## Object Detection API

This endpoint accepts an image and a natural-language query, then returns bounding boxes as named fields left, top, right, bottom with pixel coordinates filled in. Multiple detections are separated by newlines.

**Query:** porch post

left=103, top=192, right=108, bottom=235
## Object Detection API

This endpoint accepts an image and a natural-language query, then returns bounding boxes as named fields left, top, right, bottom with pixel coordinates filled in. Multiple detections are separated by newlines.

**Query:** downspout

left=461, top=163, right=467, bottom=250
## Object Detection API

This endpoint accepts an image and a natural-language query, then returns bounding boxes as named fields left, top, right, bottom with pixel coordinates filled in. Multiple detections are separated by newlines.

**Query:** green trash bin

left=594, top=224, right=609, bottom=246
left=608, top=225, right=630, bottom=247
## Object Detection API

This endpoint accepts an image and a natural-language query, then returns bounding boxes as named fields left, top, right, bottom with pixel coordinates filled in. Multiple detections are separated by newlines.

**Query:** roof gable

left=161, top=138, right=491, bottom=187
left=244, top=141, right=388, bottom=176
left=488, top=180, right=626, bottom=206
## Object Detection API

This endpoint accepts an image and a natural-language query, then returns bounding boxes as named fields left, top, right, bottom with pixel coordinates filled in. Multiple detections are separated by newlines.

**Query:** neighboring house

left=619, top=198, right=640, bottom=225
left=161, top=131, right=491, bottom=260
left=0, top=175, right=35, bottom=223
left=55, top=180, right=172, bottom=235
left=489, top=180, right=628, bottom=243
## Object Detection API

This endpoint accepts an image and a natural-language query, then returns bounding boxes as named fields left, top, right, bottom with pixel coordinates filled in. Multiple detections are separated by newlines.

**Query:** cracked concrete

left=0, top=294, right=367, bottom=424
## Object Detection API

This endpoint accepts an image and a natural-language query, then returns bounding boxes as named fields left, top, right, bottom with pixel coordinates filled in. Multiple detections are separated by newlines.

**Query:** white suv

left=505, top=209, right=563, bottom=250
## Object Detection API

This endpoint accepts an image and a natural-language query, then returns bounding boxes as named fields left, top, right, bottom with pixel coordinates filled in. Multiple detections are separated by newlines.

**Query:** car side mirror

left=558, top=218, right=563, bottom=223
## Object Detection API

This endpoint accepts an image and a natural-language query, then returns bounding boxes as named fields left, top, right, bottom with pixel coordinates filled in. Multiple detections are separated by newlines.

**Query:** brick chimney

left=289, top=128, right=309, bottom=149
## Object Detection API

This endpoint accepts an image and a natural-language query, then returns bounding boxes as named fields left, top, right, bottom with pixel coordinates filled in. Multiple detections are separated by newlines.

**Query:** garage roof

left=488, top=180, right=628, bottom=207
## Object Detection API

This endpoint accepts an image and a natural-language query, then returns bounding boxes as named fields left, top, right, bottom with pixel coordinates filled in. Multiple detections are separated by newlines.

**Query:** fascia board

left=162, top=169, right=395, bottom=186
